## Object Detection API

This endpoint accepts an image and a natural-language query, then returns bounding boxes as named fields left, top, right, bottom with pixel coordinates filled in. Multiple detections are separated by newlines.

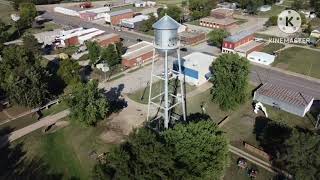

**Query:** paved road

left=0, top=109, right=70, bottom=148
left=41, top=11, right=320, bottom=99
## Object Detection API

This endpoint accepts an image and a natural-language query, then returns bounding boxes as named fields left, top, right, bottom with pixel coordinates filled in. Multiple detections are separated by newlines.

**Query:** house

left=222, top=30, right=264, bottom=57
left=105, top=9, right=134, bottom=25
left=253, top=83, right=314, bottom=117
left=247, top=51, right=275, bottom=65
left=78, top=30, right=105, bottom=44
left=122, top=41, right=156, bottom=68
left=258, top=5, right=271, bottom=12
left=120, top=15, right=149, bottom=29
left=134, top=1, right=146, bottom=7
left=173, top=52, right=215, bottom=86
left=92, top=33, right=121, bottom=47
left=310, top=27, right=320, bottom=39
left=179, top=31, right=206, bottom=45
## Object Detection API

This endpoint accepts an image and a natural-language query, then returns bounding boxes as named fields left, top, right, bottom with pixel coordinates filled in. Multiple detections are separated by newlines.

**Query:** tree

left=86, top=41, right=101, bottom=65
left=0, top=45, right=49, bottom=107
left=276, top=129, right=320, bottom=179
left=159, top=5, right=183, bottom=22
left=0, top=20, right=9, bottom=52
left=264, top=15, right=278, bottom=27
left=66, top=80, right=108, bottom=126
left=57, top=59, right=81, bottom=86
left=246, top=0, right=263, bottom=14
left=94, top=119, right=229, bottom=179
left=189, top=0, right=217, bottom=20
left=100, top=44, right=120, bottom=67
left=22, top=33, right=42, bottom=55
left=312, top=0, right=320, bottom=17
left=139, top=14, right=157, bottom=32
left=17, top=3, right=37, bottom=29
left=94, top=128, right=174, bottom=179
left=210, top=53, right=250, bottom=110
left=164, top=120, right=229, bottom=179
left=207, top=29, right=230, bottom=47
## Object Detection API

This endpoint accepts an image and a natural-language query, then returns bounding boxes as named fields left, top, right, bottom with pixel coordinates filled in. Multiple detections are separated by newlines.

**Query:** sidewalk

left=0, top=109, right=70, bottom=148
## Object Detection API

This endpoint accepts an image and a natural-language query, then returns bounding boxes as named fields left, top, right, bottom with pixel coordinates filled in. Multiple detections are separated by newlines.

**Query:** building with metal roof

left=253, top=83, right=314, bottom=117
left=120, top=15, right=149, bottom=29
left=105, top=9, right=134, bottom=25
left=224, top=30, right=253, bottom=43
left=247, top=51, right=275, bottom=65
left=122, top=41, right=156, bottom=68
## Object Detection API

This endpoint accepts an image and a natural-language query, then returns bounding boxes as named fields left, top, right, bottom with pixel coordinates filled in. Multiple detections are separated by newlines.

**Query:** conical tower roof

left=152, top=15, right=180, bottom=30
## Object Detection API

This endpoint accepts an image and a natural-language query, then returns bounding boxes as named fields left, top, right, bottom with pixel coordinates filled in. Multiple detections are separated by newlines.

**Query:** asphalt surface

left=42, top=12, right=320, bottom=99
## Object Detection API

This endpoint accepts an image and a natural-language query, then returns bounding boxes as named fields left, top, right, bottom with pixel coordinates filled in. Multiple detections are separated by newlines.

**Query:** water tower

left=147, top=15, right=186, bottom=129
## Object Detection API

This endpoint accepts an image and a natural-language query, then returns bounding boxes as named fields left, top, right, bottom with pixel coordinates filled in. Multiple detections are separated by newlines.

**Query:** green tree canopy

left=210, top=53, right=250, bottom=110
left=264, top=15, right=278, bottom=27
left=207, top=29, right=230, bottom=47
left=94, top=119, right=229, bottom=179
left=100, top=44, right=120, bottom=67
left=0, top=45, right=49, bottom=107
left=159, top=5, right=183, bottom=22
left=139, top=14, right=157, bottom=32
left=66, top=80, right=109, bottom=126
left=57, top=58, right=81, bottom=86
left=22, top=33, right=42, bottom=56
left=86, top=41, right=101, bottom=65
left=18, top=3, right=37, bottom=29
left=189, top=0, right=217, bottom=19
left=164, top=120, right=229, bottom=179
left=277, top=129, right=320, bottom=179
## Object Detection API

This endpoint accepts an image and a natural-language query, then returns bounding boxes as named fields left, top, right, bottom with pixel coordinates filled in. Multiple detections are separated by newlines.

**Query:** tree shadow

left=104, top=84, right=127, bottom=115
left=0, top=128, right=64, bottom=180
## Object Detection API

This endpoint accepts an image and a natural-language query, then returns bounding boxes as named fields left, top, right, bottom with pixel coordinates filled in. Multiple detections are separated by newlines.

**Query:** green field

left=0, top=1, right=16, bottom=24
left=273, top=47, right=320, bottom=78
left=257, top=5, right=285, bottom=18
left=262, top=43, right=285, bottom=54
left=12, top=120, right=112, bottom=179
left=26, top=22, right=62, bottom=34
left=128, top=79, right=196, bottom=104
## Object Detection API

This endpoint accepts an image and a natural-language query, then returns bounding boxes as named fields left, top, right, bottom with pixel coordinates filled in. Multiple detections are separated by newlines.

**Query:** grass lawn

left=13, top=120, right=112, bottom=179
left=186, top=20, right=200, bottom=26
left=156, top=0, right=183, bottom=6
left=42, top=102, right=69, bottom=117
left=273, top=47, right=320, bottom=78
left=257, top=5, right=285, bottom=18
left=128, top=79, right=196, bottom=104
left=224, top=154, right=275, bottom=180
left=262, top=43, right=285, bottom=54
left=0, top=112, right=9, bottom=123
left=54, top=46, right=79, bottom=56
left=234, top=18, right=248, bottom=25
left=90, top=65, right=123, bottom=82
left=0, top=113, right=38, bottom=131
left=5, top=105, right=31, bottom=117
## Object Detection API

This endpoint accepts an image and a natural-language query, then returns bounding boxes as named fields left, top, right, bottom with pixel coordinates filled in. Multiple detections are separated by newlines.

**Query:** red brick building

left=210, top=8, right=234, bottom=18
left=92, top=33, right=121, bottom=47
left=200, top=8, right=237, bottom=30
left=122, top=41, right=156, bottom=68
left=105, top=9, right=134, bottom=25
left=179, top=31, right=206, bottom=45
left=222, top=31, right=264, bottom=57
left=79, top=12, right=97, bottom=21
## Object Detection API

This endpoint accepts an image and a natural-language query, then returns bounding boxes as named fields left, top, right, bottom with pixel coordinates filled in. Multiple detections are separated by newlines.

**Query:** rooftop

left=122, top=41, right=153, bottom=60
left=181, top=52, right=215, bottom=71
left=211, top=8, right=234, bottom=17
left=255, top=83, right=314, bottom=108
left=80, top=7, right=110, bottom=14
left=109, top=9, right=133, bottom=16
left=153, top=15, right=181, bottom=30
left=179, top=31, right=205, bottom=38
left=200, top=16, right=237, bottom=25
left=224, top=30, right=254, bottom=43
left=234, top=41, right=263, bottom=53
left=121, top=15, right=149, bottom=23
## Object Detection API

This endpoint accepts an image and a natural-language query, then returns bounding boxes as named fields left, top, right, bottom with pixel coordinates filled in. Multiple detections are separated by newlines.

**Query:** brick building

left=179, top=31, right=206, bottom=45
left=222, top=31, right=264, bottom=57
left=200, top=8, right=237, bottom=30
left=92, top=33, right=121, bottom=47
left=79, top=12, right=97, bottom=21
left=105, top=9, right=134, bottom=25
left=122, top=41, right=156, bottom=68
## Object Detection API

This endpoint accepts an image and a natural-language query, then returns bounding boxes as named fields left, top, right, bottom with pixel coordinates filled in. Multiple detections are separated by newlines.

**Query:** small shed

left=259, top=5, right=272, bottom=12
left=173, top=52, right=215, bottom=86
left=247, top=51, right=275, bottom=65
left=253, top=83, right=314, bottom=117
left=310, top=27, right=320, bottom=39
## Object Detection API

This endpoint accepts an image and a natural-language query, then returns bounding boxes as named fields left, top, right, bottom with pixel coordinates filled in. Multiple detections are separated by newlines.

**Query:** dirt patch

left=42, top=120, right=70, bottom=134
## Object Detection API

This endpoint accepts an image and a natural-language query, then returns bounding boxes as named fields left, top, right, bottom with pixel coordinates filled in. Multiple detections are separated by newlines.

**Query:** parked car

left=180, top=47, right=187, bottom=52
left=137, top=38, right=143, bottom=42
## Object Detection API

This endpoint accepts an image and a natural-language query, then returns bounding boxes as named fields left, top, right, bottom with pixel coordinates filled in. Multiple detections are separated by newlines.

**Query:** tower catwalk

left=147, top=15, right=186, bottom=129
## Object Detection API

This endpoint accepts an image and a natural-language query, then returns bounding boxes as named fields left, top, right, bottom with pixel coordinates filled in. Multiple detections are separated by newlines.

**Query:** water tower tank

left=152, top=15, right=180, bottom=52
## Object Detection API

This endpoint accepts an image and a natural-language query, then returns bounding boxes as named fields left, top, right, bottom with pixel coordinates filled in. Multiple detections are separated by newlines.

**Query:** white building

left=78, top=30, right=105, bottom=44
left=134, top=1, right=146, bottom=7
left=146, top=1, right=156, bottom=6
left=80, top=7, right=111, bottom=19
left=173, top=52, right=215, bottom=86
left=120, top=15, right=149, bottom=29
left=54, top=7, right=79, bottom=16
left=247, top=51, right=275, bottom=65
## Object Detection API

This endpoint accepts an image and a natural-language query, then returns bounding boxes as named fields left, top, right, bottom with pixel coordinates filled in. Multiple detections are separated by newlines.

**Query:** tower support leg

left=177, top=49, right=187, bottom=121
left=164, top=50, right=169, bottom=129
left=147, top=49, right=156, bottom=121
